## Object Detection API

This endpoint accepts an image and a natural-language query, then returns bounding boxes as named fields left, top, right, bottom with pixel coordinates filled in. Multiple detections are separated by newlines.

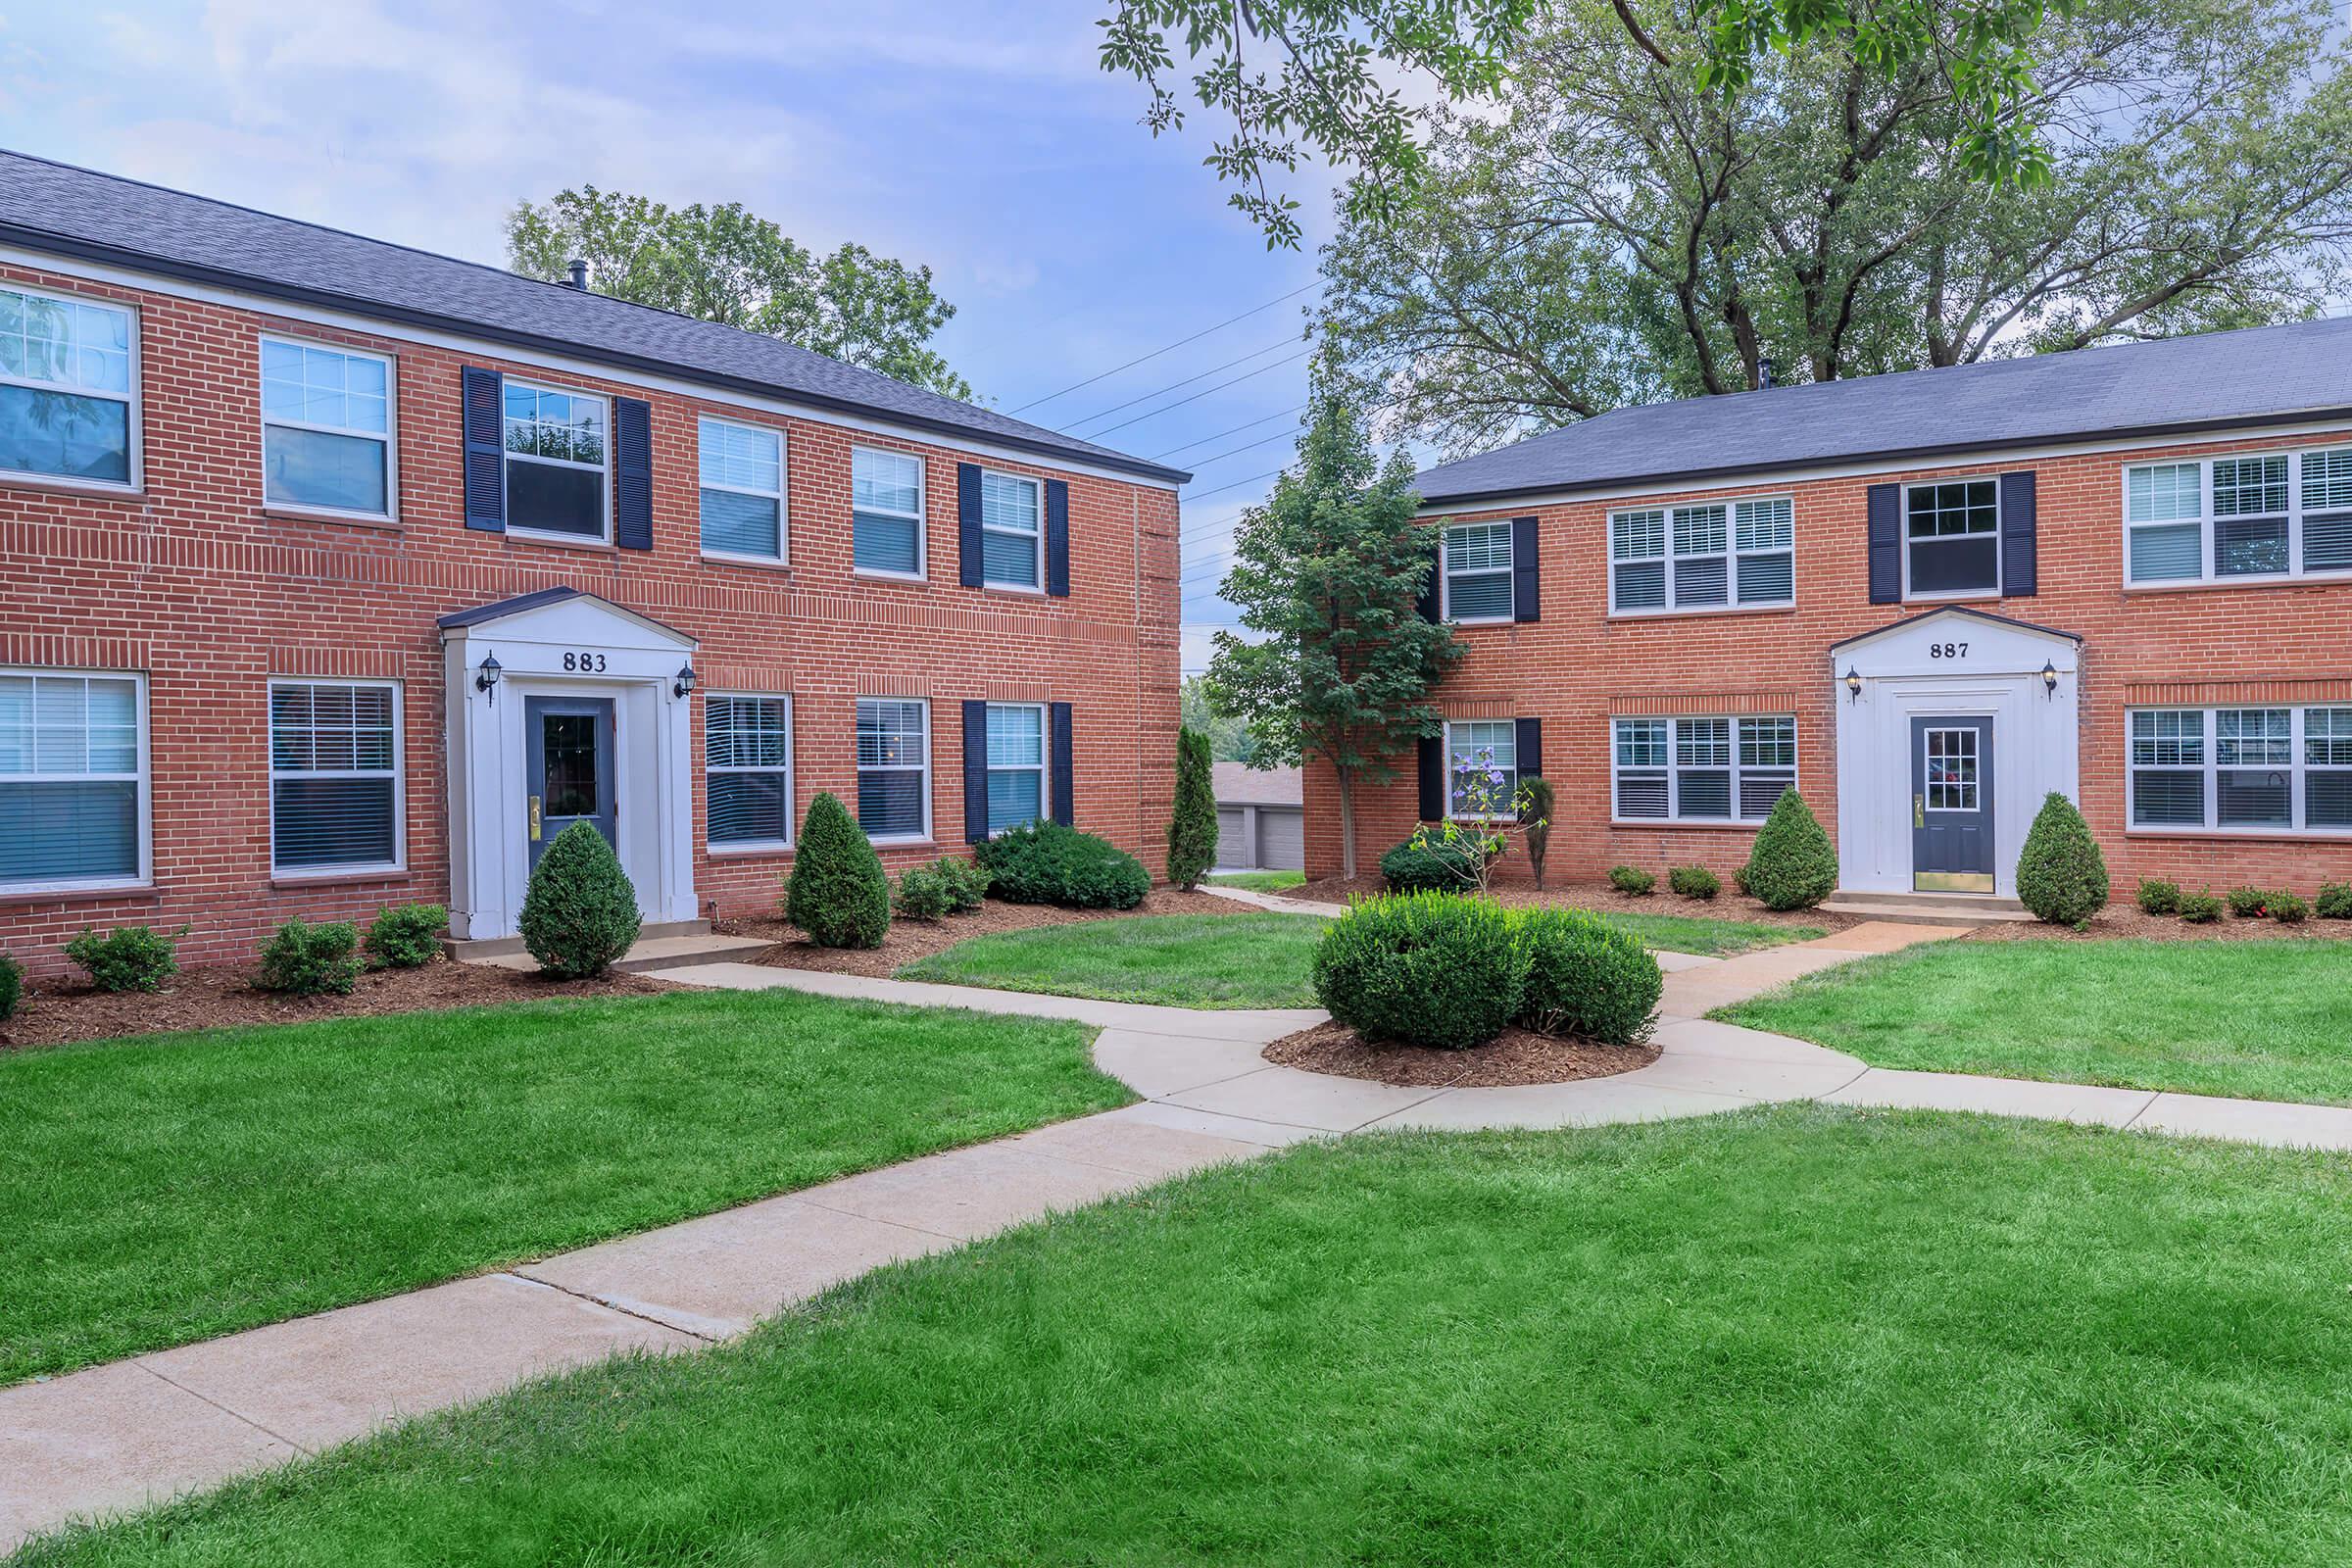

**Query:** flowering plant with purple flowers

left=1405, top=745, right=1542, bottom=897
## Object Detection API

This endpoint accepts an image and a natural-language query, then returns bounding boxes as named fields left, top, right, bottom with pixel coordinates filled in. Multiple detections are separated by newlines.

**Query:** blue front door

left=524, top=695, right=616, bottom=866
left=1911, top=715, right=1994, bottom=893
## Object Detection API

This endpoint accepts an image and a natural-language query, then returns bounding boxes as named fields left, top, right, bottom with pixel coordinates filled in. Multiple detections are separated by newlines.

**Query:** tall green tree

left=1167, top=727, right=1221, bottom=888
left=1207, top=350, right=1463, bottom=879
left=1180, top=674, right=1254, bottom=762
left=507, top=188, right=972, bottom=400
left=1321, top=0, right=2352, bottom=455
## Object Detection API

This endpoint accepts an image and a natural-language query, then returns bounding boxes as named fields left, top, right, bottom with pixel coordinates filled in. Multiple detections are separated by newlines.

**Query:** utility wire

left=1087, top=355, right=1309, bottom=441
left=1153, top=404, right=1305, bottom=461
left=1176, top=426, right=1304, bottom=473
left=1178, top=465, right=1291, bottom=506
left=1008, top=283, right=1319, bottom=415
left=1058, top=337, right=1299, bottom=434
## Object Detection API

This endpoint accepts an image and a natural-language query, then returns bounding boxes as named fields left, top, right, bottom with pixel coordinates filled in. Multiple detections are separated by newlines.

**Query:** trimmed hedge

left=1669, top=865, right=1720, bottom=901
left=364, top=904, right=447, bottom=969
left=2134, top=878, right=2181, bottom=916
left=1311, top=892, right=1528, bottom=1051
left=1379, top=836, right=1485, bottom=894
left=1742, top=790, right=1838, bottom=910
left=1608, top=864, right=1656, bottom=896
left=977, top=820, right=1150, bottom=909
left=1512, top=907, right=1661, bottom=1047
left=2320, top=882, right=2352, bottom=920
left=519, top=823, right=643, bottom=977
left=65, top=925, right=180, bottom=994
left=2179, top=890, right=2226, bottom=923
left=787, top=793, right=892, bottom=948
left=2016, top=793, right=2108, bottom=926
left=256, top=918, right=362, bottom=997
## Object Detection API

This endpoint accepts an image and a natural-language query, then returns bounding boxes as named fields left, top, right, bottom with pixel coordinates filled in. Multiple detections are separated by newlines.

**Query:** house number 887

left=1928, top=642, right=1968, bottom=660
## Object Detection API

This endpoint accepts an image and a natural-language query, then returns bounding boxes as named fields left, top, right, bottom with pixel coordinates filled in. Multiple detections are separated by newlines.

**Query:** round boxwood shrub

left=2015, top=792, right=2109, bottom=926
left=519, top=822, right=643, bottom=977
left=1608, top=864, right=1656, bottom=896
left=1669, top=865, right=1720, bottom=900
left=786, top=792, right=892, bottom=948
left=893, top=863, right=955, bottom=921
left=935, top=856, right=990, bottom=912
left=2320, top=882, right=2352, bottom=920
left=364, top=903, right=447, bottom=969
left=2134, top=877, right=2181, bottom=916
left=1741, top=789, right=1838, bottom=911
left=256, top=917, right=363, bottom=997
left=1512, top=907, right=1661, bottom=1047
left=1379, top=836, right=1484, bottom=894
left=64, top=925, right=182, bottom=994
left=2178, top=889, right=2226, bottom=923
left=1311, top=892, right=1528, bottom=1051
left=976, top=820, right=1150, bottom=909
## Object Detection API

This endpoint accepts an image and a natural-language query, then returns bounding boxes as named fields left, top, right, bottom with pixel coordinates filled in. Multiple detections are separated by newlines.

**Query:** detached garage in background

left=1213, top=762, right=1304, bottom=871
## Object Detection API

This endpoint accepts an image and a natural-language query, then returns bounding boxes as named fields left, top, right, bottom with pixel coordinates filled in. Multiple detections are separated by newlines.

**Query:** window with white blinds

left=2126, top=445, right=2352, bottom=586
left=270, top=680, right=401, bottom=873
left=985, top=704, right=1048, bottom=833
left=1445, top=719, right=1517, bottom=819
left=1613, top=714, right=1795, bottom=822
left=980, top=469, right=1044, bottom=589
left=2130, top=706, right=2352, bottom=833
left=1443, top=523, right=1513, bottom=621
left=853, top=447, right=925, bottom=575
left=857, top=698, right=931, bottom=841
left=0, top=669, right=145, bottom=890
left=706, top=694, right=793, bottom=848
left=1609, top=497, right=1793, bottom=612
left=699, top=417, right=785, bottom=562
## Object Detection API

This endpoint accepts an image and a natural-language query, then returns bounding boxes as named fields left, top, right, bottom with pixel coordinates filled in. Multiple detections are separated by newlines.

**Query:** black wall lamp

left=1844, top=665, right=1863, bottom=705
left=2041, top=660, right=2060, bottom=700
left=673, top=662, right=698, bottom=700
left=474, top=652, right=503, bottom=706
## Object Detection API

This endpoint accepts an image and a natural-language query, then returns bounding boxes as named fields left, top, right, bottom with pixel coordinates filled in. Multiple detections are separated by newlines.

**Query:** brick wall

left=0, top=262, right=1181, bottom=973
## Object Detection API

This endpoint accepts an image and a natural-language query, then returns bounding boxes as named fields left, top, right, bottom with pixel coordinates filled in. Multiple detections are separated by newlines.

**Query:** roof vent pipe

left=565, top=258, right=588, bottom=290
left=1757, top=357, right=1774, bottom=390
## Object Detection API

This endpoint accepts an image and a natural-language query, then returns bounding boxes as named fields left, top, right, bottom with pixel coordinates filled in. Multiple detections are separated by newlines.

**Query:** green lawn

left=34, top=1107, right=2352, bottom=1565
left=0, top=989, right=1121, bottom=1384
left=898, top=912, right=1329, bottom=1007
left=1207, top=869, right=1307, bottom=892
left=1721, top=938, right=2352, bottom=1105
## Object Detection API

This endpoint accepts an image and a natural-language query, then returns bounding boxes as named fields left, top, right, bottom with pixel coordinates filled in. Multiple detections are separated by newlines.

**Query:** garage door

left=1255, top=807, right=1304, bottom=871
left=1215, top=807, right=1248, bottom=867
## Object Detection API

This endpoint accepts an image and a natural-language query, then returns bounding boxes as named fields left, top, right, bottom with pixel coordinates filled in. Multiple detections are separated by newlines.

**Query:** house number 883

left=562, top=651, right=608, bottom=672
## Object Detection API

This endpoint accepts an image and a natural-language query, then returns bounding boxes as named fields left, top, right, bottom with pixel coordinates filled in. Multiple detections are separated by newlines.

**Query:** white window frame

left=1606, top=496, right=1794, bottom=616
left=0, top=282, right=141, bottom=495
left=856, top=696, right=933, bottom=844
left=1901, top=476, right=2002, bottom=602
left=502, top=375, right=611, bottom=545
left=256, top=334, right=397, bottom=522
left=978, top=468, right=1046, bottom=593
left=704, top=691, right=794, bottom=853
left=851, top=444, right=928, bottom=581
left=2127, top=705, right=2352, bottom=838
left=267, top=678, right=405, bottom=878
left=0, top=666, right=151, bottom=895
left=1611, top=713, right=1797, bottom=825
left=696, top=416, right=788, bottom=565
left=1444, top=719, right=1519, bottom=821
left=1441, top=521, right=1515, bottom=624
left=1922, top=726, right=1982, bottom=813
left=984, top=701, right=1051, bottom=836
left=2122, top=442, right=2352, bottom=589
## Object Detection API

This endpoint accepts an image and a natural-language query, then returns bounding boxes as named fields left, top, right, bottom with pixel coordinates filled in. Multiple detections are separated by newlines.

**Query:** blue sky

left=0, top=0, right=1348, bottom=670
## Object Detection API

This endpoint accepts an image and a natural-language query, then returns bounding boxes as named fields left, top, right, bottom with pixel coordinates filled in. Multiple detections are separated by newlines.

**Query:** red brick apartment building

left=0, top=153, right=1187, bottom=971
left=1312, top=321, right=2352, bottom=905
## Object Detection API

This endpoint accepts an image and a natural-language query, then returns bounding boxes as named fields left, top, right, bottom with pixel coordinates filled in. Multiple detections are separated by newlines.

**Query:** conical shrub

left=1741, top=789, right=1838, bottom=910
left=786, top=792, right=892, bottom=948
left=1166, top=726, right=1219, bottom=890
left=518, top=822, right=641, bottom=977
left=2016, top=792, right=2108, bottom=925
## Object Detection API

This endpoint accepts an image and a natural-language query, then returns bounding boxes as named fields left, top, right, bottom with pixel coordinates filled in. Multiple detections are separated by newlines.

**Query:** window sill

left=980, top=580, right=1049, bottom=598
left=0, top=473, right=145, bottom=504
left=507, top=529, right=617, bottom=554
left=853, top=566, right=930, bottom=585
left=700, top=551, right=793, bottom=575
left=270, top=868, right=411, bottom=890
left=263, top=505, right=401, bottom=531
left=2122, top=572, right=2352, bottom=597
left=1449, top=615, right=1516, bottom=629
left=1610, top=818, right=1765, bottom=832
left=1901, top=589, right=2002, bottom=606
left=708, top=842, right=796, bottom=858
left=867, top=837, right=937, bottom=850
left=1608, top=603, right=1796, bottom=624
left=2127, top=826, right=2352, bottom=845
left=0, top=881, right=158, bottom=908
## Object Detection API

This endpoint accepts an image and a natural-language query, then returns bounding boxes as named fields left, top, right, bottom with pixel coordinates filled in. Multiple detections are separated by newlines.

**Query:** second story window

left=0, top=285, right=134, bottom=489
left=853, top=447, right=925, bottom=576
left=261, top=338, right=391, bottom=516
left=980, top=470, right=1044, bottom=589
left=1610, top=498, right=1794, bottom=613
left=1905, top=479, right=1999, bottom=596
left=698, top=417, right=785, bottom=562
left=503, top=379, right=608, bottom=540
left=1443, top=523, right=1513, bottom=621
left=2125, top=445, right=2352, bottom=587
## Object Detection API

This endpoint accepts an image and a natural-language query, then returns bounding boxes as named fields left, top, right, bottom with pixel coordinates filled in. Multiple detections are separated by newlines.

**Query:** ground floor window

left=2131, top=706, right=2352, bottom=833
left=0, top=668, right=145, bottom=890
left=858, top=698, right=930, bottom=842
left=985, top=703, right=1047, bottom=833
left=1445, top=719, right=1517, bottom=819
left=706, top=694, right=793, bottom=849
left=270, top=680, right=401, bottom=873
left=1614, top=714, right=1794, bottom=822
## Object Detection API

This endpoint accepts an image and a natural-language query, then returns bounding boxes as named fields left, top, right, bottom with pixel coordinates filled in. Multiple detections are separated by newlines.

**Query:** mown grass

left=898, top=912, right=1328, bottom=1007
left=0, top=989, right=1120, bottom=1383
left=1721, top=937, right=2352, bottom=1104
left=31, top=1106, right=2352, bottom=1565
left=1206, top=869, right=1307, bottom=892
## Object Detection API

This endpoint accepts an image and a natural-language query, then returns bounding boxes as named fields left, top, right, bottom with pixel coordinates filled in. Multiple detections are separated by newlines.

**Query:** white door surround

left=440, top=588, right=701, bottom=941
left=1831, top=606, right=2082, bottom=898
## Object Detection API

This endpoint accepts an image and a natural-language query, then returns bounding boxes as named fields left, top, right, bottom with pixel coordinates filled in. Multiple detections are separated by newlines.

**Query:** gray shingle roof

left=1412, top=316, right=2352, bottom=507
left=0, top=150, right=1189, bottom=485
left=1211, top=760, right=1301, bottom=808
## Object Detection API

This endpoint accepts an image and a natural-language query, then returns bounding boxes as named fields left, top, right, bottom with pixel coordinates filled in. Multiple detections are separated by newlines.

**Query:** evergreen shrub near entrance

left=1741, top=790, right=1838, bottom=911
left=2016, top=793, right=2108, bottom=926
left=786, top=793, right=892, bottom=949
left=519, top=823, right=643, bottom=977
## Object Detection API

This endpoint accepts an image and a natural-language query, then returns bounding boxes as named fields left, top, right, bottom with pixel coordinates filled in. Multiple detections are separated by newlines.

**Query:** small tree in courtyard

left=1207, top=345, right=1464, bottom=880
left=1741, top=790, right=1838, bottom=911
left=2017, top=792, right=2109, bottom=925
left=1167, top=726, right=1218, bottom=889
left=787, top=793, right=892, bottom=948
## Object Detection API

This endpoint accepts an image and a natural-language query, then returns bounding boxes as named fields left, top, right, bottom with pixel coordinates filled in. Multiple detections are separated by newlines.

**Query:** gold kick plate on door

left=1917, top=871, right=1997, bottom=894
left=529, top=795, right=543, bottom=842
left=1913, top=793, right=1925, bottom=829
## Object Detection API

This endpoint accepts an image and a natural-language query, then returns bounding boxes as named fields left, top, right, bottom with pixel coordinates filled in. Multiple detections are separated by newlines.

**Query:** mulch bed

left=1288, top=876, right=1864, bottom=934
left=717, top=887, right=1254, bottom=979
left=1965, top=906, right=2352, bottom=943
left=1, top=957, right=677, bottom=1051
left=1264, top=1019, right=1659, bottom=1089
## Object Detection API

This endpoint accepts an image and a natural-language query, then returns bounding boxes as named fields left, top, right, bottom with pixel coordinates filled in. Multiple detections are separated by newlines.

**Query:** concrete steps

left=447, top=920, right=776, bottom=973
left=1819, top=890, right=2035, bottom=928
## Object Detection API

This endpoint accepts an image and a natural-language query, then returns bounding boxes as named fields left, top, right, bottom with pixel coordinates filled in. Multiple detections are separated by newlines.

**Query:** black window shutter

left=613, top=397, right=653, bottom=551
left=1511, top=515, right=1540, bottom=622
left=1515, top=716, right=1544, bottom=780
left=961, top=700, right=990, bottom=845
left=461, top=366, right=505, bottom=532
left=1999, top=469, right=2037, bottom=597
left=956, top=464, right=983, bottom=587
left=1866, top=483, right=1901, bottom=604
left=1045, top=479, right=1070, bottom=597
left=1416, top=529, right=1443, bottom=621
left=1418, top=732, right=1445, bottom=821
left=1050, top=702, right=1075, bottom=826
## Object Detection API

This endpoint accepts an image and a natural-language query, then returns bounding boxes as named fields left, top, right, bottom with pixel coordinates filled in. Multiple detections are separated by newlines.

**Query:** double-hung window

left=1443, top=522, right=1513, bottom=621
left=984, top=704, right=1049, bottom=833
left=857, top=698, right=930, bottom=842
left=698, top=417, right=785, bottom=562
left=853, top=447, right=925, bottom=576
left=269, top=680, right=401, bottom=874
left=1445, top=719, right=1517, bottom=819
left=980, top=470, right=1043, bottom=589
left=1609, top=498, right=1793, bottom=612
left=1905, top=479, right=1999, bottom=596
left=706, top=694, right=793, bottom=849
left=0, top=669, right=145, bottom=891
left=2126, top=446, right=2352, bottom=586
left=0, top=285, right=135, bottom=488
left=2131, top=706, right=2352, bottom=833
left=1613, top=714, right=1794, bottom=822
left=260, top=338, right=392, bottom=516
left=503, top=379, right=608, bottom=540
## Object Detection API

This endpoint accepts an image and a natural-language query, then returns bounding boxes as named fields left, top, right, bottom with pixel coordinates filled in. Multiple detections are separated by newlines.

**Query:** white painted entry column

left=439, top=588, right=701, bottom=941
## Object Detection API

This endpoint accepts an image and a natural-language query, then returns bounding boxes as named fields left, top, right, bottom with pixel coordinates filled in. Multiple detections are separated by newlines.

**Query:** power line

left=1058, top=337, right=1299, bottom=433
left=1007, top=283, right=1319, bottom=415
left=1153, top=404, right=1305, bottom=461
left=1179, top=466, right=1291, bottom=506
left=1177, top=426, right=1304, bottom=473
left=1087, top=354, right=1310, bottom=441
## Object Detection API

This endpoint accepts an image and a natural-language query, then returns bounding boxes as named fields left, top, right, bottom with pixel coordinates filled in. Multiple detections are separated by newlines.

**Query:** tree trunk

left=1337, top=766, right=1359, bottom=882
